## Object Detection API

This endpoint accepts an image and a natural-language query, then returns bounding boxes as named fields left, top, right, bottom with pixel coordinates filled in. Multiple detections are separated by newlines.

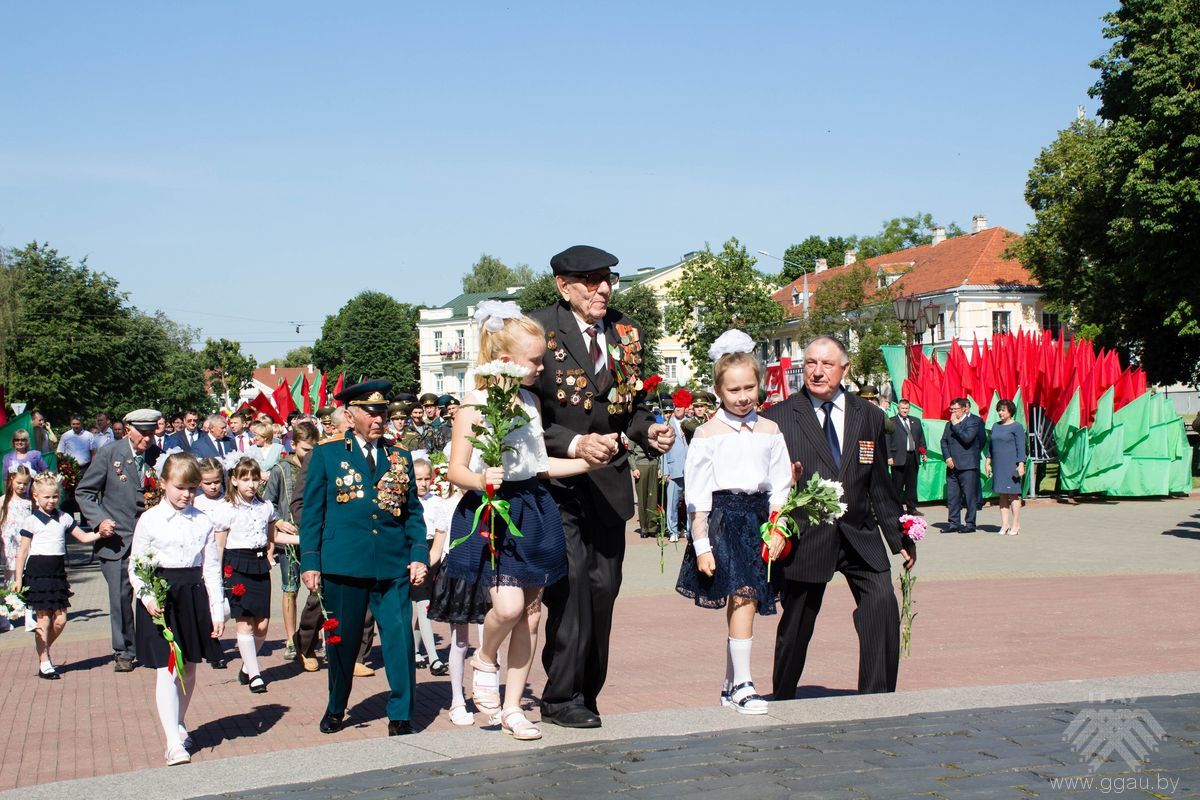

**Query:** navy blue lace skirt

left=675, top=491, right=777, bottom=616
left=441, top=479, right=567, bottom=589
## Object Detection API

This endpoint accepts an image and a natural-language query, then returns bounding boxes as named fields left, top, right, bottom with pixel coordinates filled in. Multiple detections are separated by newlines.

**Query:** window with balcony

left=992, top=311, right=1011, bottom=335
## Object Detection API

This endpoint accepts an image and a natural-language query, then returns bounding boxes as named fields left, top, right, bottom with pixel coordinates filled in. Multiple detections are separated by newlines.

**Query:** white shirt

left=222, top=498, right=276, bottom=551
left=572, top=311, right=608, bottom=375
left=128, top=502, right=223, bottom=622
left=92, top=428, right=115, bottom=452
left=20, top=508, right=78, bottom=557
left=419, top=492, right=460, bottom=542
left=232, top=431, right=252, bottom=452
left=684, top=410, right=792, bottom=513
left=193, top=493, right=227, bottom=522
left=464, top=389, right=549, bottom=481
left=57, top=429, right=95, bottom=464
left=808, top=388, right=847, bottom=452
left=898, top=415, right=916, bottom=451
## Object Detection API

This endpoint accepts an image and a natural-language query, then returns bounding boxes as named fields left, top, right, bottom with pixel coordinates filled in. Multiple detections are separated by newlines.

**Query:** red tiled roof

left=771, top=227, right=1036, bottom=317
left=252, top=366, right=317, bottom=388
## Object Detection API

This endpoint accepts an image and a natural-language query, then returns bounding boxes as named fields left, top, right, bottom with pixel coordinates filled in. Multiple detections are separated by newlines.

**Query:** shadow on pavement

left=66, top=606, right=107, bottom=623
left=193, top=703, right=289, bottom=749
left=780, top=685, right=859, bottom=700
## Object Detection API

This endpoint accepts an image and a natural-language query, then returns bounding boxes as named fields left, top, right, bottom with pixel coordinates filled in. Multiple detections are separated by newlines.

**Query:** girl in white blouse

left=128, top=453, right=223, bottom=766
left=675, top=332, right=792, bottom=715
left=218, top=457, right=298, bottom=694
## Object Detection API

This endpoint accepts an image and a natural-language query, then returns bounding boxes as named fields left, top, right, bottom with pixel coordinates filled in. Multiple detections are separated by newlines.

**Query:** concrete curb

left=12, top=671, right=1199, bottom=800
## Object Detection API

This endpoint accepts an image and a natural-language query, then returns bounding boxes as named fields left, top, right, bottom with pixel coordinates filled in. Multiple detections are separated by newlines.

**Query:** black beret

left=334, top=380, right=393, bottom=412
left=550, top=245, right=619, bottom=276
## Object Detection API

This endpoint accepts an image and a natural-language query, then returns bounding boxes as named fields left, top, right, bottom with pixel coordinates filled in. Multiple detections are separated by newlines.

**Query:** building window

left=434, top=373, right=444, bottom=393
left=1042, top=312, right=1061, bottom=337
left=433, top=330, right=442, bottom=352
left=937, top=312, right=946, bottom=341
left=992, top=311, right=1011, bottom=335
left=773, top=339, right=782, bottom=360
left=784, top=337, right=793, bottom=358
left=791, top=288, right=801, bottom=306
left=455, top=328, right=466, bottom=354
left=663, top=357, right=678, bottom=382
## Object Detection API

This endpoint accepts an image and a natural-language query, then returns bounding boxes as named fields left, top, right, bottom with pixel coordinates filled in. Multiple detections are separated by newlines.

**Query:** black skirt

left=224, top=548, right=272, bottom=619
left=23, top=555, right=71, bottom=612
left=135, top=567, right=215, bottom=668
left=428, top=561, right=492, bottom=625
left=675, top=491, right=778, bottom=616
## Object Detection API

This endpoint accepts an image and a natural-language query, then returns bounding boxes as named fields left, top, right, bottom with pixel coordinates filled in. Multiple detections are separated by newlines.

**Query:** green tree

left=663, top=237, right=785, bottom=382
left=799, top=264, right=902, bottom=384
left=856, top=213, right=965, bottom=258
left=312, top=291, right=421, bottom=391
left=516, top=273, right=561, bottom=313
left=461, top=254, right=537, bottom=293
left=779, top=235, right=859, bottom=283
left=201, top=338, right=257, bottom=406
left=1016, top=0, right=1200, bottom=384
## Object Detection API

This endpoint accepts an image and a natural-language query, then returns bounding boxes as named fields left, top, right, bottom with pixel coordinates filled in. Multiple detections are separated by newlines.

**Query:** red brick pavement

left=1, top=566, right=1197, bottom=788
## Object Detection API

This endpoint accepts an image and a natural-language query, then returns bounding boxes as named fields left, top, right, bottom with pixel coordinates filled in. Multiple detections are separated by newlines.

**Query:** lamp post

left=922, top=303, right=940, bottom=345
left=756, top=250, right=809, bottom=317
left=892, top=295, right=922, bottom=382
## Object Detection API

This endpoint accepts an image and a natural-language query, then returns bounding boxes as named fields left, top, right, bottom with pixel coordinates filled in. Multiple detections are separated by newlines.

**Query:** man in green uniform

left=300, top=380, right=429, bottom=736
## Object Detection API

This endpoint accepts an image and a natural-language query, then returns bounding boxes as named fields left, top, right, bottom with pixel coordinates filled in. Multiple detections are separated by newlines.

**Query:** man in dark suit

left=529, top=245, right=675, bottom=729
left=76, top=409, right=164, bottom=671
left=761, top=336, right=916, bottom=697
left=191, top=413, right=234, bottom=460
left=887, top=398, right=927, bottom=515
left=940, top=397, right=983, bottom=532
left=166, top=409, right=201, bottom=451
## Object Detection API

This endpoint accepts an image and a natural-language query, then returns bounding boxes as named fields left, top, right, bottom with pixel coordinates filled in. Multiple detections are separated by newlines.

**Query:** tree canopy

left=312, top=291, right=422, bottom=391
left=1, top=241, right=213, bottom=420
left=461, top=254, right=537, bottom=294
left=663, top=238, right=785, bottom=382
left=1015, top=0, right=1200, bottom=384
left=797, top=264, right=901, bottom=384
left=201, top=338, right=257, bottom=407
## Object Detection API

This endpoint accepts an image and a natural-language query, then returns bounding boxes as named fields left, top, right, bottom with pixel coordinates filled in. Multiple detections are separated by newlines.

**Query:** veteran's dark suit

left=76, top=438, right=163, bottom=661
left=299, top=431, right=428, bottom=722
left=887, top=414, right=926, bottom=513
left=761, top=389, right=908, bottom=697
left=528, top=300, right=656, bottom=716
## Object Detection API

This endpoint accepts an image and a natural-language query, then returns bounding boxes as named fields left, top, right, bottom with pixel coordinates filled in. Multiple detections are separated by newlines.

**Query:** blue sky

left=1, top=2, right=1113, bottom=360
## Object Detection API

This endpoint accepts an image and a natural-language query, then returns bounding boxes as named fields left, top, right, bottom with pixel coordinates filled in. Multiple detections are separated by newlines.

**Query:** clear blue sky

left=1, top=2, right=1113, bottom=360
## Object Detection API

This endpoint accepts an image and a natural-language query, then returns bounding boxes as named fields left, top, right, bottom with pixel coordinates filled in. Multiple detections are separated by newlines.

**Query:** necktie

left=586, top=326, right=605, bottom=376
left=134, top=454, right=145, bottom=480
left=365, top=444, right=376, bottom=473
left=821, top=400, right=841, bottom=470
left=238, top=437, right=244, bottom=452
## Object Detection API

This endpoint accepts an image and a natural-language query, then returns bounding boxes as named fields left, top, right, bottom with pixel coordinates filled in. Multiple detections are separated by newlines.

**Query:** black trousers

left=773, top=538, right=900, bottom=699
left=541, top=485, right=626, bottom=715
left=890, top=457, right=919, bottom=512
left=946, top=468, right=980, bottom=527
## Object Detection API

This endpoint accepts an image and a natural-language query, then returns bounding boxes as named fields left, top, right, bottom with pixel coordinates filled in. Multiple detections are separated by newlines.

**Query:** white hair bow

left=474, top=300, right=523, bottom=332
left=708, top=329, right=757, bottom=362
left=153, top=447, right=183, bottom=475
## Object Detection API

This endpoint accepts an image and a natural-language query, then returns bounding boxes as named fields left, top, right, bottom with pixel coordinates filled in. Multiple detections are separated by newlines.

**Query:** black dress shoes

left=211, top=657, right=228, bottom=670
left=113, top=657, right=134, bottom=673
left=943, top=525, right=962, bottom=533
left=37, top=669, right=61, bottom=680
left=541, top=705, right=601, bottom=728
left=319, top=712, right=344, bottom=734
left=388, top=720, right=414, bottom=736
left=961, top=526, right=978, bottom=533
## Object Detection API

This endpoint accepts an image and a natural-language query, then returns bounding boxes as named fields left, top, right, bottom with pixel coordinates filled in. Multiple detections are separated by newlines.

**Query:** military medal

left=554, top=348, right=567, bottom=361
left=583, top=392, right=593, bottom=412
left=577, top=376, right=588, bottom=389
left=566, top=375, right=576, bottom=387
left=858, top=440, right=875, bottom=464
left=570, top=392, right=581, bottom=406
left=556, top=388, right=567, bottom=404
left=555, top=370, right=564, bottom=385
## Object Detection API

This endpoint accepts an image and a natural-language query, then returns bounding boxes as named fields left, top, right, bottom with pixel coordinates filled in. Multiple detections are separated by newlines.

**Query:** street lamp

left=922, top=303, right=940, bottom=344
left=757, top=250, right=809, bottom=316
left=892, top=295, right=923, bottom=380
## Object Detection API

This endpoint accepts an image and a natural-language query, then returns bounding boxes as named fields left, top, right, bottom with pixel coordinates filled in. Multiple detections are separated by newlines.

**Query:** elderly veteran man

left=300, top=381, right=429, bottom=736
left=76, top=409, right=164, bottom=671
left=528, top=245, right=675, bottom=728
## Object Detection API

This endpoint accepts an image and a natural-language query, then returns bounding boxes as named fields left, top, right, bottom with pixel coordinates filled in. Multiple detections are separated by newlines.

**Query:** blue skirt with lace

left=675, top=490, right=777, bottom=616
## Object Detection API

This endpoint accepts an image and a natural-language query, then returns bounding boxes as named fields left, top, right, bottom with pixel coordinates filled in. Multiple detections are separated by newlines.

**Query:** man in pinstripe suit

left=761, top=336, right=917, bottom=697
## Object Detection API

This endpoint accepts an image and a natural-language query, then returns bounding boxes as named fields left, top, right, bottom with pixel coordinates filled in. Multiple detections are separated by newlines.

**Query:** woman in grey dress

left=985, top=399, right=1027, bottom=536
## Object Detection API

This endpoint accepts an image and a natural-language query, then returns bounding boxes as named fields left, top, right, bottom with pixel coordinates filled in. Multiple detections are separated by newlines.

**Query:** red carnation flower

left=672, top=388, right=693, bottom=409
left=231, top=583, right=247, bottom=597
left=322, top=618, right=339, bottom=632
left=643, top=374, right=663, bottom=392
left=223, top=565, right=233, bottom=579
left=325, top=634, right=342, bottom=645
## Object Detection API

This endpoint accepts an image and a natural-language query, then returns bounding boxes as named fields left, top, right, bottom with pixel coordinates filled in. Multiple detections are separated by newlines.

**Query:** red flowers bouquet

left=316, top=587, right=340, bottom=646
left=56, top=454, right=81, bottom=491
left=643, top=374, right=663, bottom=393
left=672, top=388, right=693, bottom=410
left=143, top=470, right=164, bottom=509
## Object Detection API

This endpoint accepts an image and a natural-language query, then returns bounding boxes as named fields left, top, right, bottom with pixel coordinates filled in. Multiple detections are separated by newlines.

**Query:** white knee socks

left=237, top=633, right=261, bottom=677
left=449, top=624, right=469, bottom=707
left=415, top=601, right=437, bottom=661
left=728, top=637, right=753, bottom=686
left=177, top=667, right=197, bottom=741
left=155, top=667, right=182, bottom=750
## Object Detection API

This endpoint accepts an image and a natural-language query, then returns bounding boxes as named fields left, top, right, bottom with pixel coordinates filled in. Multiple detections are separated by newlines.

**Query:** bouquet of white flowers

left=760, top=473, right=846, bottom=580
left=2, top=584, right=27, bottom=619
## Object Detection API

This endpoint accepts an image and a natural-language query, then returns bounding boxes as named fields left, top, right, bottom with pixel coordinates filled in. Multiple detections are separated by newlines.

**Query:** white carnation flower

left=475, top=360, right=531, bottom=379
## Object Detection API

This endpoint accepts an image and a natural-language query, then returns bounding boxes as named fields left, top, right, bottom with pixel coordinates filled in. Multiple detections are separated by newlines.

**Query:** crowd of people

left=0, top=243, right=1033, bottom=768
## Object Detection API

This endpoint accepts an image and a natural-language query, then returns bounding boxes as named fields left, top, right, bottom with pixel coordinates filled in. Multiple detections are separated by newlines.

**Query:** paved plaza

left=0, top=495, right=1197, bottom=797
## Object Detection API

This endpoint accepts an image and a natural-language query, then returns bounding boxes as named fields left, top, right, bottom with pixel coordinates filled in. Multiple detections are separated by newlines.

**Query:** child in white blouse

left=128, top=453, right=224, bottom=766
left=15, top=472, right=103, bottom=679
left=675, top=332, right=792, bottom=715
left=218, top=457, right=298, bottom=694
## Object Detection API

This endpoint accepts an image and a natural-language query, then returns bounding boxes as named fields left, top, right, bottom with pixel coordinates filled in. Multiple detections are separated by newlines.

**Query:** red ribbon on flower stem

left=480, top=484, right=496, bottom=566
